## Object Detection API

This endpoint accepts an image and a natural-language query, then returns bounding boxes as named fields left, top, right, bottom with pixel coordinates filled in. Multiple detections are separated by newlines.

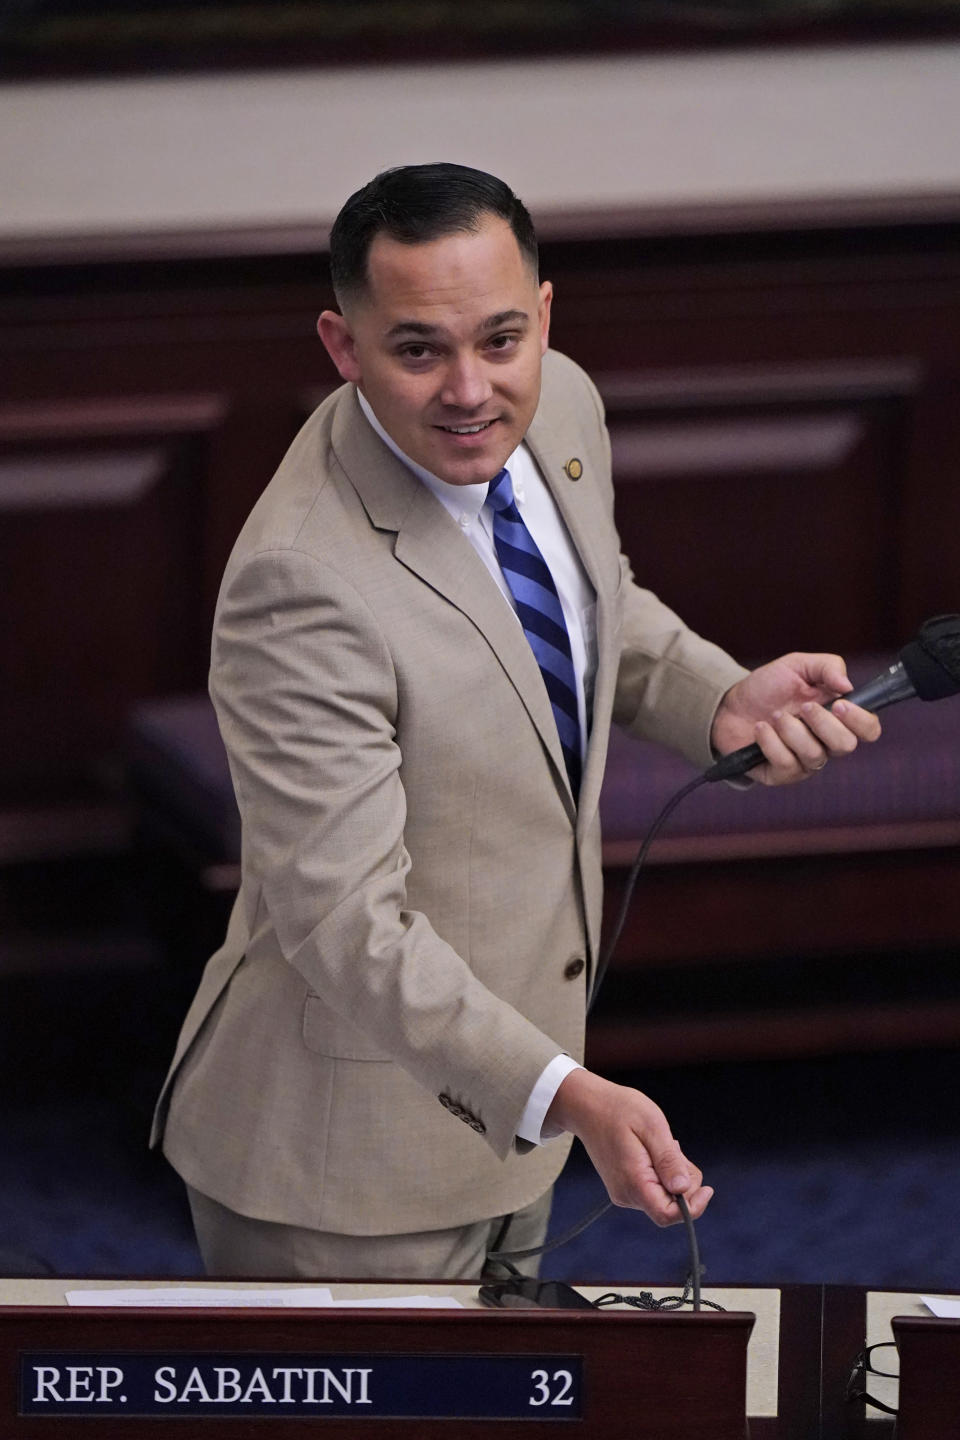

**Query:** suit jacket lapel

left=525, top=414, right=604, bottom=595
left=331, top=388, right=577, bottom=819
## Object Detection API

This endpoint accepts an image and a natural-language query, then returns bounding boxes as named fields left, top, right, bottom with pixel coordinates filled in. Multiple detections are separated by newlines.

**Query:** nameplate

left=20, top=1351, right=583, bottom=1420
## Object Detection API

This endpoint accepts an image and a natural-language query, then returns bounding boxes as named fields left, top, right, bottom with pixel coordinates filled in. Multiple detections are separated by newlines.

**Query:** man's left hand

left=711, top=652, right=882, bottom=786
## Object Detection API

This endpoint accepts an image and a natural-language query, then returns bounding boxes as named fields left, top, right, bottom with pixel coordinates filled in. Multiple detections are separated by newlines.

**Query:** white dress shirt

left=358, top=390, right=588, bottom=1143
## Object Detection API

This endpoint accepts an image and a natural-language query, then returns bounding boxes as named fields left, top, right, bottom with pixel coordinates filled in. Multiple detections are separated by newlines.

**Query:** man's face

left=318, top=216, right=552, bottom=487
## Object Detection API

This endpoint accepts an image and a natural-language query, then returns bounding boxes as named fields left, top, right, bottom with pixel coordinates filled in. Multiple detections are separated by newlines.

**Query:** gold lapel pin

left=564, top=458, right=583, bottom=481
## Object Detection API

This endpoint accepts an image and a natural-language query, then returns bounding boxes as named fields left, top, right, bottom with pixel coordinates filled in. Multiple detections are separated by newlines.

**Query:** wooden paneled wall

left=547, top=219, right=960, bottom=664
left=2, top=204, right=959, bottom=846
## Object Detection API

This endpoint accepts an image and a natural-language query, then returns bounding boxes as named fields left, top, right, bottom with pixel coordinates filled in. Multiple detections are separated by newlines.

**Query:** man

left=152, top=163, right=880, bottom=1279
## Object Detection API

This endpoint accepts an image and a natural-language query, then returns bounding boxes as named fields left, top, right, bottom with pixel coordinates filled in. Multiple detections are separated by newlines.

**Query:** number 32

left=529, top=1369, right=574, bottom=1406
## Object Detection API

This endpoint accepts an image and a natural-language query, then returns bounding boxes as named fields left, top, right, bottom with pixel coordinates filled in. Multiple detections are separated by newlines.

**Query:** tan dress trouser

left=187, top=1184, right=553, bottom=1282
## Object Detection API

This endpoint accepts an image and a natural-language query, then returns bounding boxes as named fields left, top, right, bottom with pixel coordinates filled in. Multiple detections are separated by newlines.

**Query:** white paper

left=921, top=1295, right=960, bottom=1318
left=326, top=1296, right=464, bottom=1309
left=66, top=1287, right=334, bottom=1308
left=65, top=1288, right=463, bottom=1310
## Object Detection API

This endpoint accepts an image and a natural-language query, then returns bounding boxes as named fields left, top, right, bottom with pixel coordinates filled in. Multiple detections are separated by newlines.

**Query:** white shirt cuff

left=516, top=1054, right=583, bottom=1145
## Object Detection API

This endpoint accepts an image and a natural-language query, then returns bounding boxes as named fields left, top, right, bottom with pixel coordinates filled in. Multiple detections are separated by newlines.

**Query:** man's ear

left=317, top=310, right=362, bottom=383
left=537, top=281, right=553, bottom=356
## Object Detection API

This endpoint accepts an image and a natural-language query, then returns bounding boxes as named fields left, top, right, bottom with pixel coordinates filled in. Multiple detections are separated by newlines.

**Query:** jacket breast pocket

left=302, top=994, right=394, bottom=1062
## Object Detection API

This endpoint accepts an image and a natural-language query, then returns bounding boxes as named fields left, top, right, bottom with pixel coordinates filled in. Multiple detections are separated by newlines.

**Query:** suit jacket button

left=470, top=1120, right=486, bottom=1134
left=564, top=956, right=585, bottom=980
left=438, top=1093, right=453, bottom=1110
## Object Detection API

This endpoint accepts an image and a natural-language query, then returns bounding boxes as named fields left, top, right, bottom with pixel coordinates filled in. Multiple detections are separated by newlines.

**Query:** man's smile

left=437, top=420, right=497, bottom=435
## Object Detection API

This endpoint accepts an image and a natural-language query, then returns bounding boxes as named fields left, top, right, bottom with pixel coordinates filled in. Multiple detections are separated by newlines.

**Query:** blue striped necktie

left=485, top=469, right=582, bottom=799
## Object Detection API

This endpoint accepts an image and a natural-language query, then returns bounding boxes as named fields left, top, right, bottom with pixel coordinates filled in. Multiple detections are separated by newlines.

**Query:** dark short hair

left=329, top=162, right=539, bottom=305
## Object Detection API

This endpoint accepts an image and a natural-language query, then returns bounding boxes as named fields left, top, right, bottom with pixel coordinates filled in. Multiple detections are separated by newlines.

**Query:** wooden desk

left=820, top=1285, right=960, bottom=1439
left=6, top=1279, right=952, bottom=1437
left=0, top=1279, right=794, bottom=1438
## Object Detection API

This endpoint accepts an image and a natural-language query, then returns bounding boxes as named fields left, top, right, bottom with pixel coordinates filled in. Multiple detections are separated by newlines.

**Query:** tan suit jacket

left=153, top=350, right=746, bottom=1235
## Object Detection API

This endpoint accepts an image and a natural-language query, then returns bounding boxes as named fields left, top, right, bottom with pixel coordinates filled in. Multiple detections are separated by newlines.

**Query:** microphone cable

left=490, top=1194, right=712, bottom=1313
left=587, top=772, right=708, bottom=1016
left=594, top=1190, right=725, bottom=1313
left=487, top=772, right=712, bottom=1301
left=493, top=612, right=960, bottom=1287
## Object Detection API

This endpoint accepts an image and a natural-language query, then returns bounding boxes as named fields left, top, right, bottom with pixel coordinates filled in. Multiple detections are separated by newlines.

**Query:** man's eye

left=487, top=333, right=518, bottom=351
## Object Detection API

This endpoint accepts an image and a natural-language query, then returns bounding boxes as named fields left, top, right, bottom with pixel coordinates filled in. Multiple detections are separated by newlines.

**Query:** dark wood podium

left=892, top=1315, right=960, bottom=1440
left=0, top=1285, right=755, bottom=1439
left=6, top=1280, right=955, bottom=1437
left=820, top=1286, right=960, bottom=1439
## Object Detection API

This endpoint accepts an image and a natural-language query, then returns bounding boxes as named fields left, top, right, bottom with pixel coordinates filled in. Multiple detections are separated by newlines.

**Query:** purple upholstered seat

left=127, top=694, right=240, bottom=861
left=128, top=655, right=959, bottom=873
left=600, top=656, right=960, bottom=860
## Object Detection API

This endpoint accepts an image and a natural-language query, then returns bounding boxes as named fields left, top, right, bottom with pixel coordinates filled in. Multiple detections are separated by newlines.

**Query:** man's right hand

left=545, top=1069, right=713, bottom=1226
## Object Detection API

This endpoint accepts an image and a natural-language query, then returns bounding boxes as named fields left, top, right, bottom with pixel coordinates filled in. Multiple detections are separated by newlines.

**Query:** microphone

left=704, top=613, right=960, bottom=783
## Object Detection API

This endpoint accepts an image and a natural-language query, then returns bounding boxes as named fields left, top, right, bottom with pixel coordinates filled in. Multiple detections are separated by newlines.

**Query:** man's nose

left=440, top=355, right=493, bottom=411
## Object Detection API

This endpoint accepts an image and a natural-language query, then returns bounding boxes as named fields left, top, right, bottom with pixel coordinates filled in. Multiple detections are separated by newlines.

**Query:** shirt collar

left=357, top=387, right=523, bottom=523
